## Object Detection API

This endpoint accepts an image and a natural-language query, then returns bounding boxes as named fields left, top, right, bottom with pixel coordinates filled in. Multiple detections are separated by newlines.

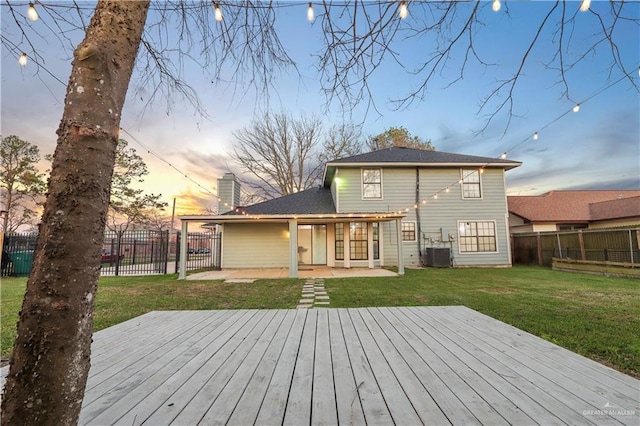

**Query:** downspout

left=416, top=167, right=422, bottom=260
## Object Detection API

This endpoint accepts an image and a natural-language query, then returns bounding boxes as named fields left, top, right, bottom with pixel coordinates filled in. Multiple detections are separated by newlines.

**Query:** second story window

left=362, top=168, right=382, bottom=199
left=461, top=169, right=482, bottom=199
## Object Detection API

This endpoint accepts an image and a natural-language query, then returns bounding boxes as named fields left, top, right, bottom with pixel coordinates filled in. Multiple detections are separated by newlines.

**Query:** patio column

left=396, top=218, right=405, bottom=275
left=289, top=219, right=298, bottom=278
left=179, top=219, right=188, bottom=280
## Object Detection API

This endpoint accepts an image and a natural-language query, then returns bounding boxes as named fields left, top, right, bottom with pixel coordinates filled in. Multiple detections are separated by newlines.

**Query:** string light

left=18, top=52, right=27, bottom=66
left=572, top=104, right=580, bottom=112
left=500, top=152, right=507, bottom=159
left=533, top=132, right=539, bottom=140
left=27, top=3, right=38, bottom=21
left=307, top=2, right=314, bottom=22
left=579, top=0, right=591, bottom=12
left=398, top=1, right=408, bottom=19
left=214, top=2, right=223, bottom=21
left=492, top=0, right=501, bottom=12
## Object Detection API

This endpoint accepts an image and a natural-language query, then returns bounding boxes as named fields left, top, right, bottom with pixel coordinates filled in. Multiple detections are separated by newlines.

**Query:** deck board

left=3, top=306, right=637, bottom=425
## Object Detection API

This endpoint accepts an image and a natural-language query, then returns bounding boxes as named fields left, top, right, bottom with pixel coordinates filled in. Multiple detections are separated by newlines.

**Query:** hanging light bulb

left=445, top=187, right=450, bottom=193
left=307, top=2, right=314, bottom=22
left=579, top=0, right=591, bottom=12
left=27, top=2, right=38, bottom=21
left=433, top=194, right=438, bottom=199
left=572, top=104, right=580, bottom=112
left=500, top=152, right=507, bottom=159
left=398, top=1, right=408, bottom=19
left=214, top=2, right=223, bottom=21
left=479, top=168, right=484, bottom=174
left=18, top=52, right=27, bottom=66
left=533, top=132, right=539, bottom=140
left=492, top=0, right=501, bottom=12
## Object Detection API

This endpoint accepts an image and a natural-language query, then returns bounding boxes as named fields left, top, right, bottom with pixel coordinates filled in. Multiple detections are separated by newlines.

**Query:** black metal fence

left=1, top=233, right=37, bottom=277
left=174, top=231, right=222, bottom=274
left=100, top=229, right=170, bottom=276
left=512, top=228, right=640, bottom=266
left=2, top=230, right=222, bottom=277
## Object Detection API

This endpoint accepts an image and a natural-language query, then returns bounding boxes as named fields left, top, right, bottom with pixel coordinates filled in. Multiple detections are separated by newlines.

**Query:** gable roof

left=224, top=187, right=336, bottom=215
left=508, top=190, right=640, bottom=223
left=324, top=147, right=521, bottom=186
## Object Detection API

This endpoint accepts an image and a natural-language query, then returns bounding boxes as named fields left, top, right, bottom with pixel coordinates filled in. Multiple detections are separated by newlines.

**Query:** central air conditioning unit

left=423, top=247, right=451, bottom=268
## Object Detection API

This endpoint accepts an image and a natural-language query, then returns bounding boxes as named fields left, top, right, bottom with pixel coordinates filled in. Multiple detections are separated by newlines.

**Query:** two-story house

left=179, top=147, right=521, bottom=278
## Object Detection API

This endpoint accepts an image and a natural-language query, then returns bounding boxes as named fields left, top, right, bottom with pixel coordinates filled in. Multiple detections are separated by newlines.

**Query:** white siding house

left=179, top=147, right=521, bottom=278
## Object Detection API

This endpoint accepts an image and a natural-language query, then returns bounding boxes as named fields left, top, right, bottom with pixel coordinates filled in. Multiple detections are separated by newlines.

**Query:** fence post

left=175, top=231, right=180, bottom=274
left=629, top=229, right=635, bottom=264
left=163, top=230, right=169, bottom=274
left=132, top=238, right=137, bottom=265
left=536, top=233, right=543, bottom=265
left=556, top=233, right=563, bottom=258
left=115, top=231, right=123, bottom=276
left=578, top=230, right=586, bottom=261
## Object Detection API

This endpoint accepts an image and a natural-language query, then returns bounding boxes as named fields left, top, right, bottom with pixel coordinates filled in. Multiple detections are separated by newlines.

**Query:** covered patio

left=11, top=306, right=635, bottom=425
left=178, top=212, right=407, bottom=280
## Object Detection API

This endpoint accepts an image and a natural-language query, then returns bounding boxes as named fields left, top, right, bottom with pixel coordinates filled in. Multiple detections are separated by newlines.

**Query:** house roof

left=507, top=190, right=640, bottom=223
left=589, top=196, right=640, bottom=221
left=224, top=187, right=336, bottom=215
left=323, top=147, right=521, bottom=186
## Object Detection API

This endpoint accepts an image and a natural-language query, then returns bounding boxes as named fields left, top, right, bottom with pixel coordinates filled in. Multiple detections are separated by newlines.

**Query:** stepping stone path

left=297, top=279, right=329, bottom=309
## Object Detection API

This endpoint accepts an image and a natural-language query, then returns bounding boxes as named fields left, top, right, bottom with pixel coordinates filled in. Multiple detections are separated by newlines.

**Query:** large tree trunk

left=1, top=1, right=149, bottom=424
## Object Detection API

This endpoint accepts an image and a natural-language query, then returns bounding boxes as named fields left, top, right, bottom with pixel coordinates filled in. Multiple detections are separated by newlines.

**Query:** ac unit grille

left=423, top=247, right=451, bottom=267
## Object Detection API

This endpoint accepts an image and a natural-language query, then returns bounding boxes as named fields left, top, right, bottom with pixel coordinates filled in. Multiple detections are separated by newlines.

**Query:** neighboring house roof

left=224, top=187, right=336, bottom=215
left=324, top=147, right=521, bottom=186
left=508, top=190, right=640, bottom=223
left=589, top=196, right=640, bottom=221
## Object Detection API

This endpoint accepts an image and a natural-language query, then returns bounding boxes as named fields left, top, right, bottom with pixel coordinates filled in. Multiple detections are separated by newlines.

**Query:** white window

left=362, top=168, right=382, bottom=199
left=401, top=222, right=416, bottom=242
left=461, top=169, right=482, bottom=199
left=458, top=221, right=497, bottom=252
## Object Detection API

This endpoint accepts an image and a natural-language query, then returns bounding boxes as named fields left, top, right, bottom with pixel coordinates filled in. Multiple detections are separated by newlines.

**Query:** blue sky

left=1, top=1, right=638, bottom=214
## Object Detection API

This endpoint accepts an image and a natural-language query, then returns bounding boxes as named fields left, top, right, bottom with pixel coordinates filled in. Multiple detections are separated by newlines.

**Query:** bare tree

left=231, top=112, right=324, bottom=200
left=0, top=1, right=637, bottom=424
left=316, top=1, right=639, bottom=132
left=319, top=122, right=365, bottom=163
left=0, top=135, right=47, bottom=233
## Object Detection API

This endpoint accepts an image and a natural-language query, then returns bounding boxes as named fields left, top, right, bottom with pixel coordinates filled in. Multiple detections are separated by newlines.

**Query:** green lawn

left=1, top=266, right=638, bottom=378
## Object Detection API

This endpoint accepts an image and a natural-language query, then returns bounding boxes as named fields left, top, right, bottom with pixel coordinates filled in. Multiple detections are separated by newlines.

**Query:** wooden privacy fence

left=511, top=228, right=640, bottom=267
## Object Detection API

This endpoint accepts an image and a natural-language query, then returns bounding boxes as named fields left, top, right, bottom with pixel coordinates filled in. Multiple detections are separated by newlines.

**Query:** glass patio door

left=297, top=225, right=327, bottom=265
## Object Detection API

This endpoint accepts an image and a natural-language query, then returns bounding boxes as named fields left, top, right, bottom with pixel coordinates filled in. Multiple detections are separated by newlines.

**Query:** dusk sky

left=2, top=1, right=638, bottom=216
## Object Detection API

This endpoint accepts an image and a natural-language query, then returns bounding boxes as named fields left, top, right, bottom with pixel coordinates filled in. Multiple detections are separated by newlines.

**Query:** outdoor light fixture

left=492, top=0, right=501, bottom=12
left=307, top=2, right=314, bottom=22
left=580, top=0, right=591, bottom=12
left=533, top=132, right=539, bottom=140
left=27, top=3, right=38, bottom=21
left=398, top=1, right=408, bottom=19
left=573, top=104, right=581, bottom=112
left=18, top=53, right=27, bottom=66
left=214, top=2, right=222, bottom=21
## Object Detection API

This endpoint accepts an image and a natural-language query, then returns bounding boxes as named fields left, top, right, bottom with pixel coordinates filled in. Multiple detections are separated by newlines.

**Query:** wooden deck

left=13, top=307, right=640, bottom=425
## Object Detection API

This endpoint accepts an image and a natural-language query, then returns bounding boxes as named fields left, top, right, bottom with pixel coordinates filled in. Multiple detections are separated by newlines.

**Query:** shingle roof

left=328, top=147, right=520, bottom=167
left=589, top=196, right=640, bottom=221
left=508, top=190, right=640, bottom=222
left=224, top=187, right=336, bottom=215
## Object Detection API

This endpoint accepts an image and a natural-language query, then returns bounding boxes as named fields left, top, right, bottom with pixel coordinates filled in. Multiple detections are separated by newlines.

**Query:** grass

left=1, top=266, right=638, bottom=378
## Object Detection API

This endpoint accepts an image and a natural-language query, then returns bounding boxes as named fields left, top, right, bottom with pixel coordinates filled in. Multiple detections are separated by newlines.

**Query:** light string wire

left=5, top=1, right=639, bottom=218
